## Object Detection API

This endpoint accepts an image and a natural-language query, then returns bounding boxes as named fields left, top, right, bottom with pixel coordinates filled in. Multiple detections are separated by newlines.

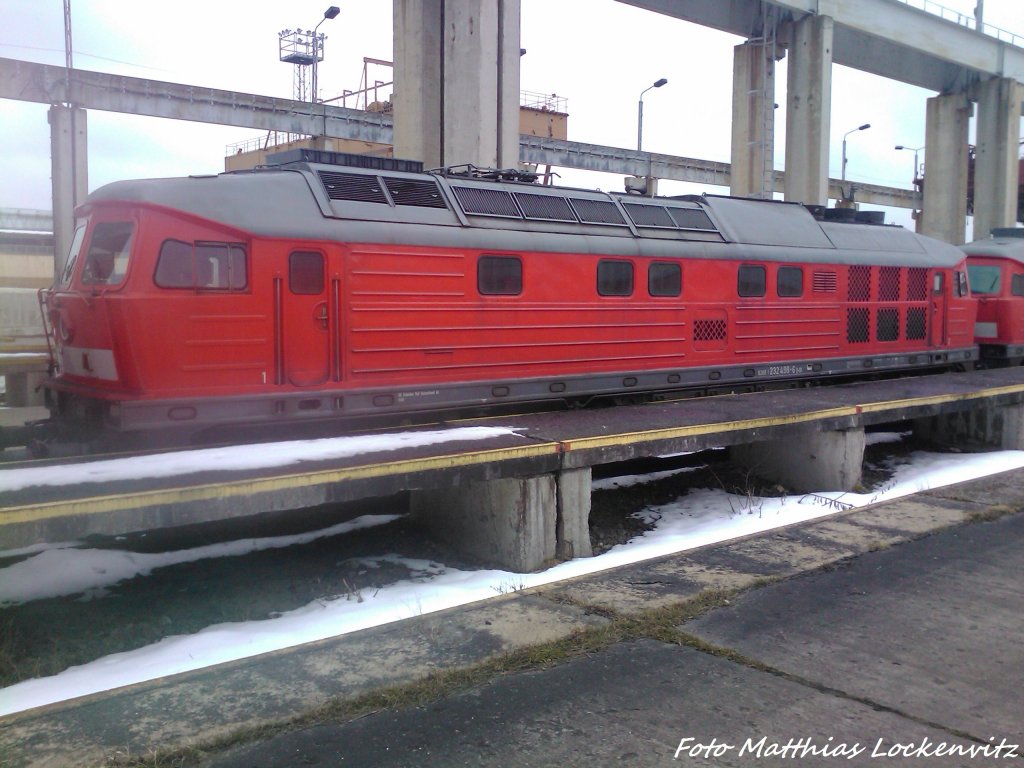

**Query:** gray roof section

left=963, top=232, right=1024, bottom=266
left=82, top=167, right=968, bottom=268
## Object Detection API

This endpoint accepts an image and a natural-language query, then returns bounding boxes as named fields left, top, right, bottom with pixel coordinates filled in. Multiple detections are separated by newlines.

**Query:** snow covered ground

left=1, top=433, right=1023, bottom=718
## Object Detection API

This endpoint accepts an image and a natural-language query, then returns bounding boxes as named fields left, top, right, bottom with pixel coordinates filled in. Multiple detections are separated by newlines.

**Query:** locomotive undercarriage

left=3, top=345, right=979, bottom=458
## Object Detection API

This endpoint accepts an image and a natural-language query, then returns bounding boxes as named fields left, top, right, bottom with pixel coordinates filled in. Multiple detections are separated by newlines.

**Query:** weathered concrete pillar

left=921, top=92, right=971, bottom=245
left=913, top=403, right=1024, bottom=451
left=556, top=468, right=592, bottom=560
left=4, top=371, right=47, bottom=408
left=972, top=77, right=1023, bottom=239
left=783, top=14, right=833, bottom=206
left=393, top=0, right=521, bottom=169
left=730, top=428, right=865, bottom=492
left=731, top=41, right=776, bottom=199
left=410, top=468, right=592, bottom=571
left=49, top=105, right=88, bottom=281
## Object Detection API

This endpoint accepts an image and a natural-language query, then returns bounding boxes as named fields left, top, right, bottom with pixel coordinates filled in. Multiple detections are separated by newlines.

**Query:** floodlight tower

left=278, top=6, right=340, bottom=104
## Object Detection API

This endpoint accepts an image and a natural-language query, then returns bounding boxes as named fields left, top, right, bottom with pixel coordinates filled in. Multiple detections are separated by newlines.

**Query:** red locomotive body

left=41, top=154, right=978, bottom=435
left=963, top=228, right=1024, bottom=364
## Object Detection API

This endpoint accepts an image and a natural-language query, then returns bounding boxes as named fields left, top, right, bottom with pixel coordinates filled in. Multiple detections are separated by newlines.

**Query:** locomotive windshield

left=59, top=223, right=86, bottom=286
left=81, top=221, right=134, bottom=286
left=967, top=264, right=1002, bottom=295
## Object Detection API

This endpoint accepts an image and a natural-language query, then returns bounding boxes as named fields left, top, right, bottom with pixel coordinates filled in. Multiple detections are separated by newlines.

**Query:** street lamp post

left=841, top=123, right=871, bottom=182
left=894, top=144, right=925, bottom=185
left=311, top=5, right=340, bottom=104
left=637, top=78, right=668, bottom=151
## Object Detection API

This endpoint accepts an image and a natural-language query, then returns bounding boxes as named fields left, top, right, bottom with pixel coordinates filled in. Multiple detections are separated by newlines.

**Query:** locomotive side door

left=930, top=271, right=948, bottom=347
left=284, top=250, right=330, bottom=386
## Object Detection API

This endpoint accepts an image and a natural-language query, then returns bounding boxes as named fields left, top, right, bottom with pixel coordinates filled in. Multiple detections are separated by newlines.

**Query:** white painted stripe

left=60, top=346, right=119, bottom=381
left=975, top=322, right=998, bottom=339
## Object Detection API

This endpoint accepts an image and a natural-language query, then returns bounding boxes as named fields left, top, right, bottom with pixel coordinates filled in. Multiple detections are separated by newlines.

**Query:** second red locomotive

left=41, top=152, right=978, bottom=436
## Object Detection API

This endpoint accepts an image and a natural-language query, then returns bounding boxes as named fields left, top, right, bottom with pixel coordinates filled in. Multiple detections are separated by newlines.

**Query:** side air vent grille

left=667, top=207, right=716, bottom=231
left=318, top=171, right=389, bottom=203
left=514, top=192, right=577, bottom=222
left=569, top=198, right=627, bottom=225
left=384, top=177, right=448, bottom=208
left=452, top=186, right=521, bottom=217
left=623, top=203, right=676, bottom=228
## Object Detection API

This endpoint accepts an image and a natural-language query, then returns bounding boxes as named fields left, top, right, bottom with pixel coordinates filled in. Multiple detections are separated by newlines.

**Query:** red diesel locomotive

left=40, top=152, right=977, bottom=436
left=963, top=228, right=1024, bottom=364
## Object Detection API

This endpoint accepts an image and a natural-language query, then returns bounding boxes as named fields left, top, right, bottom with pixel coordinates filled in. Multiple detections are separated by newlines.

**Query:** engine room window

left=81, top=221, right=133, bottom=286
left=738, top=265, right=766, bottom=297
left=777, top=266, right=803, bottom=297
left=478, top=255, right=523, bottom=295
left=155, top=240, right=248, bottom=290
left=648, top=262, right=682, bottom=297
left=1012, top=274, right=1024, bottom=297
left=597, top=260, right=633, bottom=296
left=290, top=251, right=325, bottom=295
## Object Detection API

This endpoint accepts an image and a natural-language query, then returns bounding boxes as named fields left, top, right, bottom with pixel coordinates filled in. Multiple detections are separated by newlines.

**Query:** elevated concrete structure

left=393, top=0, right=521, bottom=169
left=731, top=427, right=865, bottom=493
left=730, top=40, right=777, bottom=198
left=625, top=0, right=1023, bottom=238
left=973, top=77, right=1024, bottom=238
left=921, top=92, right=971, bottom=244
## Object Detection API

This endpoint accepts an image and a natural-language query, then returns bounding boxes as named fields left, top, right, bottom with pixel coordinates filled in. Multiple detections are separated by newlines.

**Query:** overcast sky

left=0, top=0, right=1021, bottom=224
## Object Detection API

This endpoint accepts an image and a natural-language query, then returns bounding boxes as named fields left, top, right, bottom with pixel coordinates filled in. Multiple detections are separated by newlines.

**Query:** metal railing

left=894, top=0, right=1023, bottom=48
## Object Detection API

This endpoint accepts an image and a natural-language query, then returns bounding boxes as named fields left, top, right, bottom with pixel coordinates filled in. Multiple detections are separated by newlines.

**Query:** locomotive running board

left=108, top=346, right=980, bottom=433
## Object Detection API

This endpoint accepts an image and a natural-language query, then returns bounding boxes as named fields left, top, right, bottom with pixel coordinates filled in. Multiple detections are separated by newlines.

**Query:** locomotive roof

left=963, top=230, right=1024, bottom=265
left=83, top=164, right=967, bottom=268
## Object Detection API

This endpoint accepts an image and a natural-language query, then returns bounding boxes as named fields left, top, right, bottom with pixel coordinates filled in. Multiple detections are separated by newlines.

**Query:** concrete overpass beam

left=731, top=41, right=776, bottom=199
left=972, top=77, right=1023, bottom=239
left=411, top=468, right=590, bottom=572
left=921, top=92, right=971, bottom=244
left=784, top=14, right=833, bottom=206
left=393, top=0, right=521, bottom=169
left=730, top=428, right=866, bottom=493
left=48, top=105, right=87, bottom=282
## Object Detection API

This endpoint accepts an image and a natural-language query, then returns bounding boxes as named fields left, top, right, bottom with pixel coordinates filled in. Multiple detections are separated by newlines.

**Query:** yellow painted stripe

left=4, top=379, right=1024, bottom=529
left=0, top=442, right=562, bottom=526
left=559, top=406, right=861, bottom=452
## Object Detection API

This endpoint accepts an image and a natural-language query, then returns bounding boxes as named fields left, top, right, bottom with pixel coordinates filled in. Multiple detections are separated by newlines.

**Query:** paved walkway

left=3, top=470, right=1023, bottom=767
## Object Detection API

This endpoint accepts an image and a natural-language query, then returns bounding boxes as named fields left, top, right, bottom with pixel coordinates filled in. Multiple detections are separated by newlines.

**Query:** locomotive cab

left=964, top=228, right=1024, bottom=364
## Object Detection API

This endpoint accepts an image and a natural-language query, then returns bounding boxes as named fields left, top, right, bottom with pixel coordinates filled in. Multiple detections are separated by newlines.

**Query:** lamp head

left=324, top=6, right=340, bottom=19
left=653, top=78, right=668, bottom=88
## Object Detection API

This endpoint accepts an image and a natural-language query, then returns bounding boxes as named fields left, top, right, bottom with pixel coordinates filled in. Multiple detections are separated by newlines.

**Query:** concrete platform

left=3, top=469, right=1023, bottom=766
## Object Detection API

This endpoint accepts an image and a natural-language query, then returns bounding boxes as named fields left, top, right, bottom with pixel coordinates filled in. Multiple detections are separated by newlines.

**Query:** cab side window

left=81, top=222, right=134, bottom=286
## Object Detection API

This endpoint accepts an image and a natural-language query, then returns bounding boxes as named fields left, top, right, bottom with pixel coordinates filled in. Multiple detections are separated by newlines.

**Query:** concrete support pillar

left=783, top=14, right=833, bottom=206
left=973, top=78, right=1023, bottom=239
left=4, top=371, right=47, bottom=408
left=730, top=428, right=865, bottom=492
left=913, top=403, right=1024, bottom=451
left=393, top=0, right=521, bottom=169
left=921, top=92, right=971, bottom=245
left=556, top=468, right=592, bottom=560
left=48, top=105, right=88, bottom=283
left=731, top=41, right=776, bottom=199
left=411, top=468, right=591, bottom=572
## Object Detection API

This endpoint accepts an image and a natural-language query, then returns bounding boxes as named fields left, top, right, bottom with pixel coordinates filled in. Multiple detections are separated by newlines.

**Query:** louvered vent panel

left=667, top=207, right=716, bottom=231
left=452, top=186, right=521, bottom=217
left=623, top=203, right=676, bottom=228
left=812, top=271, right=837, bottom=293
left=514, top=192, right=577, bottom=221
left=569, top=198, right=627, bottom=225
left=317, top=171, right=388, bottom=203
left=384, top=177, right=448, bottom=208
